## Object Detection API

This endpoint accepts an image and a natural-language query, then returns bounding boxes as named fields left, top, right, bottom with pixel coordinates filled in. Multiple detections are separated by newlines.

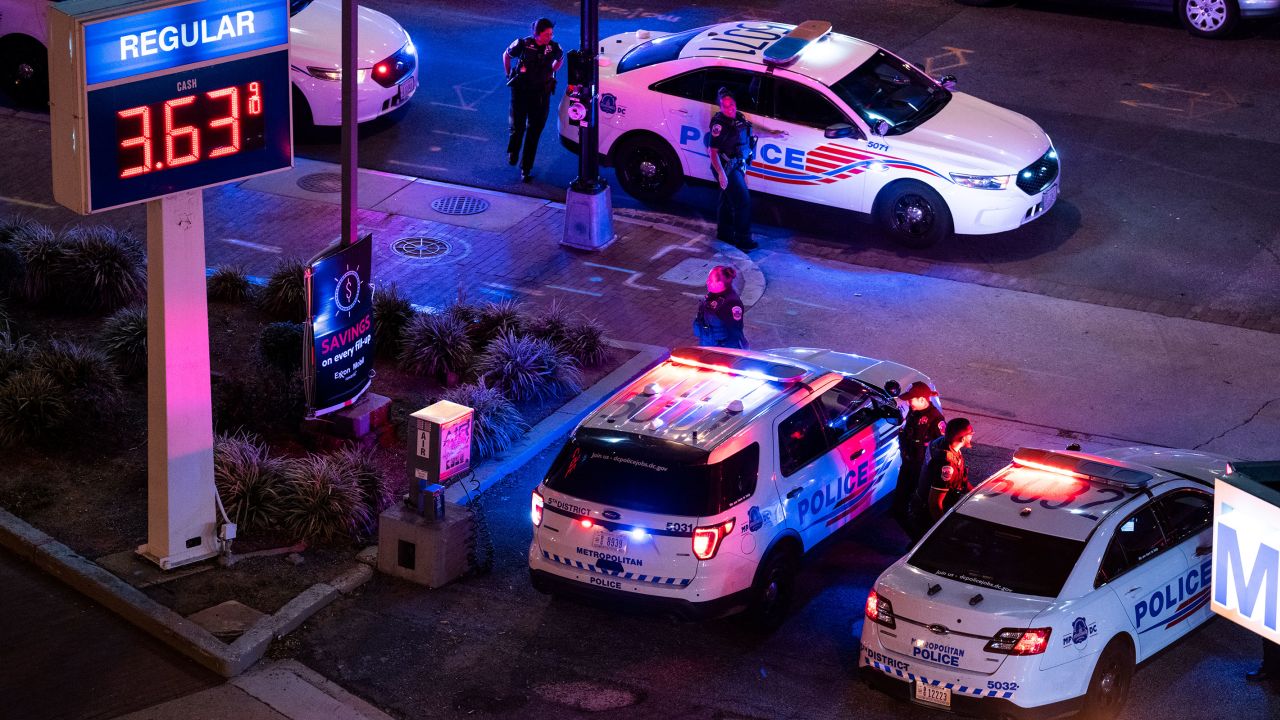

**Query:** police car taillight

left=985, top=627, right=1052, bottom=655
left=531, top=491, right=544, bottom=527
left=692, top=519, right=735, bottom=560
left=864, top=590, right=896, bottom=628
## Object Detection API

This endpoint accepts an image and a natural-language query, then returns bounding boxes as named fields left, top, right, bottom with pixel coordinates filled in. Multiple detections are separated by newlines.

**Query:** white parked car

left=558, top=20, right=1059, bottom=247
left=860, top=446, right=1230, bottom=719
left=529, top=346, right=936, bottom=627
left=0, top=0, right=418, bottom=125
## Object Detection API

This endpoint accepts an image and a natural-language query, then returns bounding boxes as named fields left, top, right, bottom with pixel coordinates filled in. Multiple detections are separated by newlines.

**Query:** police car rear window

left=544, top=440, right=758, bottom=517
left=617, top=27, right=707, bottom=73
left=908, top=514, right=1084, bottom=598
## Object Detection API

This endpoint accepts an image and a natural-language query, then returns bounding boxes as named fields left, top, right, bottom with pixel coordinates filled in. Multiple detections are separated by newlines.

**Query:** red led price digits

left=117, top=106, right=152, bottom=178
left=163, top=95, right=200, bottom=168
left=248, top=82, right=262, bottom=115
left=116, top=82, right=263, bottom=179
left=206, top=86, right=240, bottom=158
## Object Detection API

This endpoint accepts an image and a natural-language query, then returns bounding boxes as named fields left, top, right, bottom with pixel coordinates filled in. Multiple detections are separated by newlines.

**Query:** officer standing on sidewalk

left=908, top=418, right=974, bottom=540
left=709, top=87, right=787, bottom=251
left=502, top=18, right=563, bottom=182
left=894, top=381, right=946, bottom=531
left=692, top=265, right=748, bottom=349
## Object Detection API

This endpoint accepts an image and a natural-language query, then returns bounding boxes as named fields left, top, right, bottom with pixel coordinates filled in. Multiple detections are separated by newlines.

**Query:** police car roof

left=955, top=447, right=1196, bottom=542
left=677, top=22, right=878, bottom=86
left=578, top=346, right=825, bottom=452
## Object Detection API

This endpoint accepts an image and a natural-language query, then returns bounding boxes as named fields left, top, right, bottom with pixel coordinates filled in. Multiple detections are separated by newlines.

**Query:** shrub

left=331, top=444, right=397, bottom=514
left=260, top=258, right=307, bottom=321
left=445, top=300, right=483, bottom=326
left=258, top=321, right=304, bottom=377
left=562, top=317, right=610, bottom=367
left=0, top=332, right=33, bottom=383
left=18, top=226, right=67, bottom=303
left=439, top=383, right=528, bottom=460
left=212, top=370, right=306, bottom=435
left=523, top=300, right=574, bottom=349
left=58, top=225, right=147, bottom=312
left=99, top=305, right=147, bottom=377
left=470, top=299, right=525, bottom=351
left=0, top=216, right=49, bottom=246
left=372, top=283, right=414, bottom=359
left=476, top=331, right=581, bottom=402
left=208, top=266, right=252, bottom=303
left=30, top=339, right=121, bottom=408
left=398, top=311, right=473, bottom=382
left=279, top=455, right=373, bottom=543
left=0, top=370, right=69, bottom=446
left=0, top=243, right=24, bottom=296
left=214, top=432, right=287, bottom=532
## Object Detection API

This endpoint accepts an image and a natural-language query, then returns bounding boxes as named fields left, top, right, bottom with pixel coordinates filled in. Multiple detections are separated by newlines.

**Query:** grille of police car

left=1015, top=149, right=1059, bottom=195
left=371, top=43, right=416, bottom=88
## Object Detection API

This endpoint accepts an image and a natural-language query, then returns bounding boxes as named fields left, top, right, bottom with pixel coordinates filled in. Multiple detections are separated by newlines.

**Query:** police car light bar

left=1012, top=448, right=1154, bottom=489
left=669, top=348, right=808, bottom=384
left=762, top=20, right=833, bottom=67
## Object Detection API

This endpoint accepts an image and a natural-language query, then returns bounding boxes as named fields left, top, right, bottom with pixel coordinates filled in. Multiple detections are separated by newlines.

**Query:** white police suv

left=529, top=346, right=937, bottom=626
left=558, top=20, right=1059, bottom=247
left=860, top=446, right=1230, bottom=719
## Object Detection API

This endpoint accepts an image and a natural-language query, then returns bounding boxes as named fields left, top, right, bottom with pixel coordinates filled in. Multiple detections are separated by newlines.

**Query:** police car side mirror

left=824, top=123, right=855, bottom=139
left=872, top=120, right=890, bottom=137
left=939, top=74, right=958, bottom=91
left=879, top=404, right=904, bottom=422
left=884, top=380, right=901, bottom=397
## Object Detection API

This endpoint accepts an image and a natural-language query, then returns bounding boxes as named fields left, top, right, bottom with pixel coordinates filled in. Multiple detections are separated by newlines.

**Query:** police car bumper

left=294, top=68, right=419, bottom=126
left=946, top=181, right=1060, bottom=236
left=530, top=568, right=751, bottom=619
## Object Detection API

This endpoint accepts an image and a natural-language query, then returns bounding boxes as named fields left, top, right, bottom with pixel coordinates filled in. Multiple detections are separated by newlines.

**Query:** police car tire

left=0, top=38, right=49, bottom=108
left=875, top=181, right=953, bottom=248
left=292, top=86, right=316, bottom=131
left=1178, top=0, right=1240, bottom=38
left=1079, top=639, right=1134, bottom=720
left=612, top=134, right=683, bottom=202
left=745, top=545, right=799, bottom=630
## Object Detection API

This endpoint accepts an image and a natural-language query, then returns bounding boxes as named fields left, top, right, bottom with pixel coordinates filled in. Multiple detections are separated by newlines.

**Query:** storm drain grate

left=296, top=172, right=344, bottom=193
left=430, top=195, right=490, bottom=215
left=392, top=236, right=451, bottom=259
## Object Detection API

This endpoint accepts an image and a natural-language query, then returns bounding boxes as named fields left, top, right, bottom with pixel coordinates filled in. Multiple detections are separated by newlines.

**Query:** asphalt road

left=289, top=440, right=1280, bottom=720
left=291, top=0, right=1280, bottom=329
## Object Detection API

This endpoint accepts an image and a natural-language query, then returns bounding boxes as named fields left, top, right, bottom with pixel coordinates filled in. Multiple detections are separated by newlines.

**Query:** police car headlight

left=949, top=173, right=1013, bottom=191
left=306, top=66, right=342, bottom=81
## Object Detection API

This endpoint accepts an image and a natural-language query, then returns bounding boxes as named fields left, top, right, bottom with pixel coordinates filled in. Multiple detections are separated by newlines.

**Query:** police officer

left=894, top=381, right=945, bottom=530
left=708, top=87, right=787, bottom=251
left=692, top=265, right=748, bottom=349
left=1246, top=638, right=1280, bottom=687
left=502, top=18, right=563, bottom=182
left=908, top=418, right=974, bottom=539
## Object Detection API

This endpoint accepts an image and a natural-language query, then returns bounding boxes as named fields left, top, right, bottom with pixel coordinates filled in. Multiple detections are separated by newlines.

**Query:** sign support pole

left=137, top=190, right=218, bottom=570
left=340, top=0, right=358, bottom=248
left=561, top=0, right=614, bottom=250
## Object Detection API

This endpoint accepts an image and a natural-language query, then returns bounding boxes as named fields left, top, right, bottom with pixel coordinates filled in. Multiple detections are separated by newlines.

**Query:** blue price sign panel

left=307, top=235, right=374, bottom=416
left=50, top=0, right=292, bottom=214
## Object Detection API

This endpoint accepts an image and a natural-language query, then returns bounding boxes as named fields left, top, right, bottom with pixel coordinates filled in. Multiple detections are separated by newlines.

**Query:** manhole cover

left=392, top=236, right=451, bottom=259
left=431, top=195, right=490, bottom=215
left=296, top=172, right=343, bottom=193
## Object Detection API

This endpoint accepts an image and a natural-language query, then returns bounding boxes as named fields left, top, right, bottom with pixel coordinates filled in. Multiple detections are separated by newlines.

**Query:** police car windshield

left=544, top=438, right=758, bottom=517
left=909, top=514, right=1084, bottom=598
left=617, top=27, right=708, bottom=73
left=829, top=50, right=950, bottom=135
left=290, top=0, right=314, bottom=16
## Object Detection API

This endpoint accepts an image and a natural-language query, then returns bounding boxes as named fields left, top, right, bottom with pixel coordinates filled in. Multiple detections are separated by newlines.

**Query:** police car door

left=753, top=75, right=867, bottom=208
left=1151, top=489, right=1216, bottom=635
left=655, top=66, right=770, bottom=184
left=1096, top=502, right=1189, bottom=661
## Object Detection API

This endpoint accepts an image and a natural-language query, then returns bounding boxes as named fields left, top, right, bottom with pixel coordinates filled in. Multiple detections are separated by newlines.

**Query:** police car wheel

left=1079, top=639, right=1134, bottom=720
left=876, top=182, right=953, bottom=248
left=745, top=547, right=798, bottom=630
left=613, top=134, right=683, bottom=202
left=1178, top=0, right=1240, bottom=38
left=0, top=39, right=49, bottom=108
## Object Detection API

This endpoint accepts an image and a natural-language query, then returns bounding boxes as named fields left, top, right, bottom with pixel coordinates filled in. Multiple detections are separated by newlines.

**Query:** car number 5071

left=914, top=682, right=952, bottom=708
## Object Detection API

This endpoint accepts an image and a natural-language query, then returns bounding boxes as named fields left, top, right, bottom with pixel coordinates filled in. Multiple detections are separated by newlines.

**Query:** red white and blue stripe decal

left=868, top=660, right=1015, bottom=700
left=542, top=550, right=692, bottom=587
left=747, top=142, right=949, bottom=186
left=1140, top=586, right=1211, bottom=634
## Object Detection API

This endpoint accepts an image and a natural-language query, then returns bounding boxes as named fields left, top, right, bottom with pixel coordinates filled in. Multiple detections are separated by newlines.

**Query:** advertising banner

left=1212, top=465, right=1280, bottom=645
left=306, top=234, right=373, bottom=416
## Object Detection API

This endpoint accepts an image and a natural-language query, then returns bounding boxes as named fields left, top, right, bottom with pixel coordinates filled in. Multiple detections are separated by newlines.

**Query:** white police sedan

left=558, top=20, right=1059, bottom=247
left=859, top=446, right=1230, bottom=719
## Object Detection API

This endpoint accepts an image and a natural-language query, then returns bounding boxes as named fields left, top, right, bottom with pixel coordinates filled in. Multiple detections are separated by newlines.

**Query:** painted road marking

left=583, top=261, right=639, bottom=274
left=431, top=74, right=506, bottom=112
left=0, top=195, right=56, bottom=209
left=681, top=291, right=703, bottom=299
left=433, top=129, right=488, bottom=142
left=650, top=236, right=705, bottom=261
left=545, top=284, right=603, bottom=297
left=582, top=260, right=660, bottom=292
left=924, top=47, right=973, bottom=76
left=483, top=281, right=544, bottom=297
left=221, top=238, right=282, bottom=253
left=786, top=297, right=839, bottom=311
left=389, top=160, right=451, bottom=173
left=1120, top=83, right=1239, bottom=119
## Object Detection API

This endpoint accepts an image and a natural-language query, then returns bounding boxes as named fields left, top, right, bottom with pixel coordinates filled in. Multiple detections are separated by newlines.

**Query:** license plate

left=913, top=682, right=952, bottom=708
left=592, top=531, right=628, bottom=554
left=1041, top=182, right=1059, bottom=212
left=398, top=75, right=417, bottom=100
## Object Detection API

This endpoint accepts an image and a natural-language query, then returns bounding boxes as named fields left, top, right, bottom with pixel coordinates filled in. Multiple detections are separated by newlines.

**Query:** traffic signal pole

left=561, top=0, right=614, bottom=250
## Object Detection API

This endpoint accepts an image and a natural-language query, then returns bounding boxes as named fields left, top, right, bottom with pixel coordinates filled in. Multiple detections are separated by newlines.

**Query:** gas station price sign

left=50, top=0, right=292, bottom=214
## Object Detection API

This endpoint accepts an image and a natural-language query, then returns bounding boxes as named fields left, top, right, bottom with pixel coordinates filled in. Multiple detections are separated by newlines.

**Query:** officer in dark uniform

left=893, top=381, right=946, bottom=530
left=708, top=87, right=787, bottom=251
left=693, top=265, right=748, bottom=349
left=502, top=18, right=563, bottom=182
left=908, top=417, right=974, bottom=540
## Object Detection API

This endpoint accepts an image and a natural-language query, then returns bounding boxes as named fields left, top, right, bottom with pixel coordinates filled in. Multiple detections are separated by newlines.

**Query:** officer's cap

left=900, top=381, right=937, bottom=402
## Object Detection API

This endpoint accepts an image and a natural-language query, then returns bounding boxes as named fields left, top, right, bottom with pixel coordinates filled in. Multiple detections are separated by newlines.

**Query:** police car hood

left=901, top=93, right=1050, bottom=175
left=290, top=0, right=410, bottom=69
left=765, top=347, right=930, bottom=394
left=1094, top=447, right=1232, bottom=485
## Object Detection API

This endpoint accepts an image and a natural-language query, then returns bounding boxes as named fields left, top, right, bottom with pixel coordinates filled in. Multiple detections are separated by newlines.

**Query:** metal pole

left=340, top=0, right=358, bottom=247
left=572, top=0, right=602, bottom=192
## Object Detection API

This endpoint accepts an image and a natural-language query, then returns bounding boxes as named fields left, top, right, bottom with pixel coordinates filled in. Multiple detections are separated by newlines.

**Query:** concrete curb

left=0, top=507, right=373, bottom=678
left=445, top=338, right=669, bottom=504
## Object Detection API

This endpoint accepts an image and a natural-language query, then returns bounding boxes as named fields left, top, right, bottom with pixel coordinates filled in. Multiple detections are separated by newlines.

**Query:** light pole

left=561, top=0, right=614, bottom=250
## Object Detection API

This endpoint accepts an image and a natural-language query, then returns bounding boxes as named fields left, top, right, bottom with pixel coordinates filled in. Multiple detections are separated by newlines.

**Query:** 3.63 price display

left=116, top=81, right=266, bottom=178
